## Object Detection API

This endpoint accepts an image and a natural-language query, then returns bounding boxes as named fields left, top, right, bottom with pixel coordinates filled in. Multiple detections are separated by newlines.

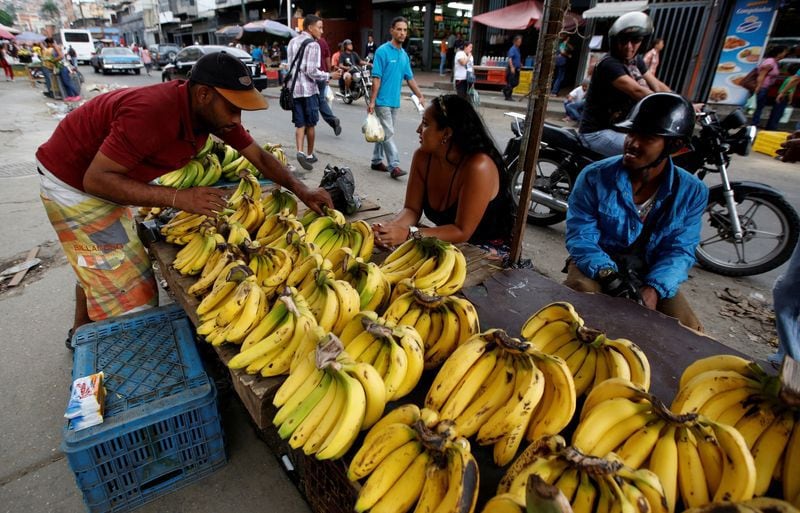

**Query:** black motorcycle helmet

left=614, top=92, right=695, bottom=142
left=614, top=93, right=696, bottom=175
left=608, top=12, right=653, bottom=51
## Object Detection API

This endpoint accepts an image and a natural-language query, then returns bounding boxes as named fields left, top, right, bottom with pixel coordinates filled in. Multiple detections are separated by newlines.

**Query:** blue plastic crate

left=62, top=304, right=226, bottom=513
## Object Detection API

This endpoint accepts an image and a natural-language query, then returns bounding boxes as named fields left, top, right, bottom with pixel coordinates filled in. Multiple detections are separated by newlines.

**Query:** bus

left=59, top=29, right=96, bottom=64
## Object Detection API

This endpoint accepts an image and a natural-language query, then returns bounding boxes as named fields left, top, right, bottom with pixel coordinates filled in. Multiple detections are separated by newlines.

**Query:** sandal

left=66, top=328, right=75, bottom=351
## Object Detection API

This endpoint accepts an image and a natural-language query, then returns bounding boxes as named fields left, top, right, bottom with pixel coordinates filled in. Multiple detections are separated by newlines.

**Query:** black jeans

left=503, top=68, right=520, bottom=99
left=455, top=79, right=469, bottom=100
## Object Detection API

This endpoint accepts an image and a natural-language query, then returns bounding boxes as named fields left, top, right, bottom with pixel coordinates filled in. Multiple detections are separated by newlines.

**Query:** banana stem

left=561, top=447, right=622, bottom=475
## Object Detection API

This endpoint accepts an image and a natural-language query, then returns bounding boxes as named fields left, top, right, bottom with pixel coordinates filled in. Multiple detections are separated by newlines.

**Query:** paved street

left=0, top=66, right=798, bottom=511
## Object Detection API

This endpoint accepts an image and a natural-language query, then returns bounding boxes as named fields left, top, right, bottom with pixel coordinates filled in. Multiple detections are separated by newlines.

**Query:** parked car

left=91, top=47, right=144, bottom=75
left=149, top=43, right=180, bottom=70
left=161, top=45, right=267, bottom=91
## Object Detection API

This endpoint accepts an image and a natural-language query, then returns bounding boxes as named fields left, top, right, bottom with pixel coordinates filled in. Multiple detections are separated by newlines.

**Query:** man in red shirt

left=37, top=51, right=332, bottom=348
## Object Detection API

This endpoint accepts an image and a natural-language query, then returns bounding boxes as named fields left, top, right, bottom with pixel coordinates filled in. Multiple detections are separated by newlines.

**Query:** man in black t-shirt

left=579, top=12, right=671, bottom=157
left=338, top=40, right=367, bottom=96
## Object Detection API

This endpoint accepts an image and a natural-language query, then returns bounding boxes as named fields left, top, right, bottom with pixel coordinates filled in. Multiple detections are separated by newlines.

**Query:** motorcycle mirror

left=721, top=109, right=748, bottom=131
left=344, top=58, right=351, bottom=65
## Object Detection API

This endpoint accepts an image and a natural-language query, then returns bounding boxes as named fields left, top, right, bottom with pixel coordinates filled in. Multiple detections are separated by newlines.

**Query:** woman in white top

left=453, top=42, right=474, bottom=102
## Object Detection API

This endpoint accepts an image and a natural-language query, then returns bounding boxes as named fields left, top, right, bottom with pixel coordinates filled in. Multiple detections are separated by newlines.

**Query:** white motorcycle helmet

left=608, top=12, right=654, bottom=49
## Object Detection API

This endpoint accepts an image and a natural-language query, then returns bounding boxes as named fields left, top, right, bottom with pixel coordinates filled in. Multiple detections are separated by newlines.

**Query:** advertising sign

left=708, top=0, right=777, bottom=105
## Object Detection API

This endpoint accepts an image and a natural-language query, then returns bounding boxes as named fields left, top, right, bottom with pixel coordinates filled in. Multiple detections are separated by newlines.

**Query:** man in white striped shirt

left=287, top=14, right=341, bottom=171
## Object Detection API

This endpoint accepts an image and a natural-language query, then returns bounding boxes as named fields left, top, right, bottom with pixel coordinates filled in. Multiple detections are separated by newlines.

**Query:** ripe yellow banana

left=342, top=361, right=386, bottom=431
left=521, top=302, right=584, bottom=340
left=617, top=419, right=667, bottom=469
left=676, top=426, right=710, bottom=508
left=603, top=337, right=651, bottom=390
left=671, top=370, right=761, bottom=414
left=679, top=354, right=762, bottom=390
left=425, top=337, right=490, bottom=411
left=572, top=397, right=651, bottom=455
left=708, top=420, right=756, bottom=502
left=348, top=422, right=420, bottom=481
left=369, top=450, right=430, bottom=513
left=317, top=370, right=368, bottom=460
left=288, top=374, right=338, bottom=449
left=526, top=351, right=577, bottom=441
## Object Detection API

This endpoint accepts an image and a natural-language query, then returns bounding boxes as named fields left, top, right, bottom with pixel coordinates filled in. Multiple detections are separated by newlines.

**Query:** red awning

left=472, top=0, right=584, bottom=31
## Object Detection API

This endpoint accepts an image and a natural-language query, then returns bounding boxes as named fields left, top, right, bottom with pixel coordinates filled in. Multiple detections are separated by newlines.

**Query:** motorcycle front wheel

left=510, top=150, right=573, bottom=226
left=695, top=187, right=800, bottom=276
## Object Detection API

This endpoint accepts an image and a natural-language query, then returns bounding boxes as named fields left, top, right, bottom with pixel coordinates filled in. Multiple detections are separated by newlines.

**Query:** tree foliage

left=0, top=8, right=13, bottom=27
left=40, top=0, right=60, bottom=24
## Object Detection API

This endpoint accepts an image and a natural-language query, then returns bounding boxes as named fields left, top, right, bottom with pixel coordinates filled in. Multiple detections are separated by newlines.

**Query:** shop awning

left=472, top=0, right=583, bottom=31
left=581, top=0, right=649, bottom=19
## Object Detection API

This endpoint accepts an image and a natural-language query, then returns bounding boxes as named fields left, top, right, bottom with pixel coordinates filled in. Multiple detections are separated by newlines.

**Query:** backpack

left=280, top=39, right=313, bottom=111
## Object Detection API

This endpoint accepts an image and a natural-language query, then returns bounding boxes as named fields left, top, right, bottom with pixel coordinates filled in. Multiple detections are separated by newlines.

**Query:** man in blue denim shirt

left=565, top=93, right=707, bottom=331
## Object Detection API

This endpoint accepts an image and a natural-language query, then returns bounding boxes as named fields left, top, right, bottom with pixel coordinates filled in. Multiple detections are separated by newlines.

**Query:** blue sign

left=708, top=0, right=777, bottom=105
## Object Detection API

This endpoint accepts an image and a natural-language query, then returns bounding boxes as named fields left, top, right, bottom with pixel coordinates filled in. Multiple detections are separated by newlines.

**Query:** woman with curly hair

left=372, top=94, right=514, bottom=257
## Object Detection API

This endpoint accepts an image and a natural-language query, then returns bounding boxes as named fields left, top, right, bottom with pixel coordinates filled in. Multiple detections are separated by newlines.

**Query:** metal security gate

left=648, top=0, right=713, bottom=97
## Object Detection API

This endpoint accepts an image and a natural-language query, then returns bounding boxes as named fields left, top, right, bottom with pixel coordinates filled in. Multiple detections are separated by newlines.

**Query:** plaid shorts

left=39, top=171, right=158, bottom=321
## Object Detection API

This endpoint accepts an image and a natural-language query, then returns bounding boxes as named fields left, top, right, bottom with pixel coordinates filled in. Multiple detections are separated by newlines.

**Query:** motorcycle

left=336, top=57, right=372, bottom=105
left=504, top=109, right=800, bottom=277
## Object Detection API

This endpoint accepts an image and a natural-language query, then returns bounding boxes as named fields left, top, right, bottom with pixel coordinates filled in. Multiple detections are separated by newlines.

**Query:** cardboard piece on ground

left=6, top=247, right=40, bottom=287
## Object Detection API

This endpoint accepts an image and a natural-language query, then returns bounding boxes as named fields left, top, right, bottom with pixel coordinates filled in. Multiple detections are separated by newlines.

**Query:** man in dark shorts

left=579, top=12, right=671, bottom=157
left=287, top=14, right=342, bottom=171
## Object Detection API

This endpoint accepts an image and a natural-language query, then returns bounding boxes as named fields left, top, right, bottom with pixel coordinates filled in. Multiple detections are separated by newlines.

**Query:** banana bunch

left=483, top=435, right=669, bottom=513
left=426, top=329, right=576, bottom=466
left=263, top=142, right=289, bottom=166
left=341, top=257, right=392, bottom=312
left=379, top=237, right=466, bottom=296
left=297, top=267, right=360, bottom=335
left=262, top=188, right=299, bottom=217
left=247, top=245, right=292, bottom=298
left=195, top=259, right=248, bottom=319
left=573, top=378, right=757, bottom=511
left=339, top=311, right=424, bottom=401
left=279, top=230, right=318, bottom=264
left=672, top=355, right=800, bottom=504
left=255, top=210, right=305, bottom=247
left=172, top=228, right=223, bottom=276
left=522, top=302, right=651, bottom=396
left=215, top=141, right=240, bottom=168
left=187, top=245, right=240, bottom=297
left=305, top=214, right=375, bottom=260
left=221, top=154, right=258, bottom=182
left=383, top=289, right=480, bottom=369
left=228, top=195, right=264, bottom=234
left=227, top=172, right=262, bottom=208
left=272, top=333, right=387, bottom=458
left=682, top=498, right=800, bottom=513
left=196, top=265, right=269, bottom=346
left=286, top=253, right=330, bottom=288
left=160, top=211, right=209, bottom=244
left=299, top=206, right=344, bottom=229
left=228, top=288, right=319, bottom=376
left=224, top=220, right=251, bottom=246
left=348, top=405, right=480, bottom=513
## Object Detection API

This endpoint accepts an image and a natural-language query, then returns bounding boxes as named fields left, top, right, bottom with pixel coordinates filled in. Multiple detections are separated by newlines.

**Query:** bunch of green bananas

left=521, top=302, right=652, bottom=397
left=340, top=255, right=392, bottom=312
left=294, top=267, right=360, bottom=335
left=382, top=289, right=480, bottom=369
left=263, top=142, right=288, bottom=166
left=228, top=172, right=262, bottom=207
left=221, top=154, right=258, bottom=182
left=347, top=405, right=480, bottom=513
left=160, top=211, right=209, bottom=244
left=272, top=333, right=387, bottom=458
left=248, top=245, right=293, bottom=298
left=482, top=435, right=669, bottom=513
left=572, top=378, right=757, bottom=511
left=672, top=355, right=800, bottom=505
left=425, top=329, right=576, bottom=466
left=158, top=154, right=223, bottom=188
left=172, top=227, right=223, bottom=276
left=338, top=311, right=424, bottom=401
left=216, top=141, right=240, bottom=168
left=227, top=288, right=319, bottom=377
left=255, top=210, right=305, bottom=247
left=196, top=265, right=270, bottom=346
left=304, top=214, right=375, bottom=261
left=379, top=237, right=466, bottom=296
left=262, top=188, right=298, bottom=217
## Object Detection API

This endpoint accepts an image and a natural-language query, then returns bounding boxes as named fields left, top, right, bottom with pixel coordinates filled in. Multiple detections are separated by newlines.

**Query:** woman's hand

left=372, top=222, right=409, bottom=249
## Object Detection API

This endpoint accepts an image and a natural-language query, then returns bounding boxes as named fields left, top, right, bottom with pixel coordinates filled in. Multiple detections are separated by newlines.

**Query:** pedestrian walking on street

left=751, top=45, right=790, bottom=129
left=315, top=33, right=342, bottom=137
left=552, top=32, right=573, bottom=96
left=453, top=42, right=474, bottom=101
left=365, top=34, right=376, bottom=61
left=502, top=35, right=522, bottom=101
left=35, top=51, right=332, bottom=348
left=368, top=16, right=426, bottom=179
left=0, top=42, right=13, bottom=81
left=141, top=47, right=153, bottom=76
left=287, top=14, right=342, bottom=171
left=770, top=69, right=800, bottom=131
left=438, top=37, right=448, bottom=76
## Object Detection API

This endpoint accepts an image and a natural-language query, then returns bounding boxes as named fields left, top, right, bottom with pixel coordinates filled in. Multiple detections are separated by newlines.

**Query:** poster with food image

left=708, top=0, right=777, bottom=105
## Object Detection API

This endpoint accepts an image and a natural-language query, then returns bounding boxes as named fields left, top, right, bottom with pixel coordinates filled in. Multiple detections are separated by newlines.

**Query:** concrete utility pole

left=509, top=0, right=570, bottom=263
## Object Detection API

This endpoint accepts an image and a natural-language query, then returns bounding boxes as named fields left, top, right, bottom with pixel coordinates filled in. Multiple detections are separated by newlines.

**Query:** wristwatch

left=408, top=226, right=422, bottom=240
left=597, top=267, right=616, bottom=280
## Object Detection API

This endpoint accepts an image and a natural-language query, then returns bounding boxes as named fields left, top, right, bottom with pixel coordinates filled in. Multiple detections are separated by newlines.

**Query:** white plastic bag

left=325, top=84, right=334, bottom=104
left=362, top=113, right=385, bottom=143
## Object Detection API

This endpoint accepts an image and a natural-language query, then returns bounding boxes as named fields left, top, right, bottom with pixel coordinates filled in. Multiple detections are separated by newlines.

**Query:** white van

left=59, top=29, right=95, bottom=64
